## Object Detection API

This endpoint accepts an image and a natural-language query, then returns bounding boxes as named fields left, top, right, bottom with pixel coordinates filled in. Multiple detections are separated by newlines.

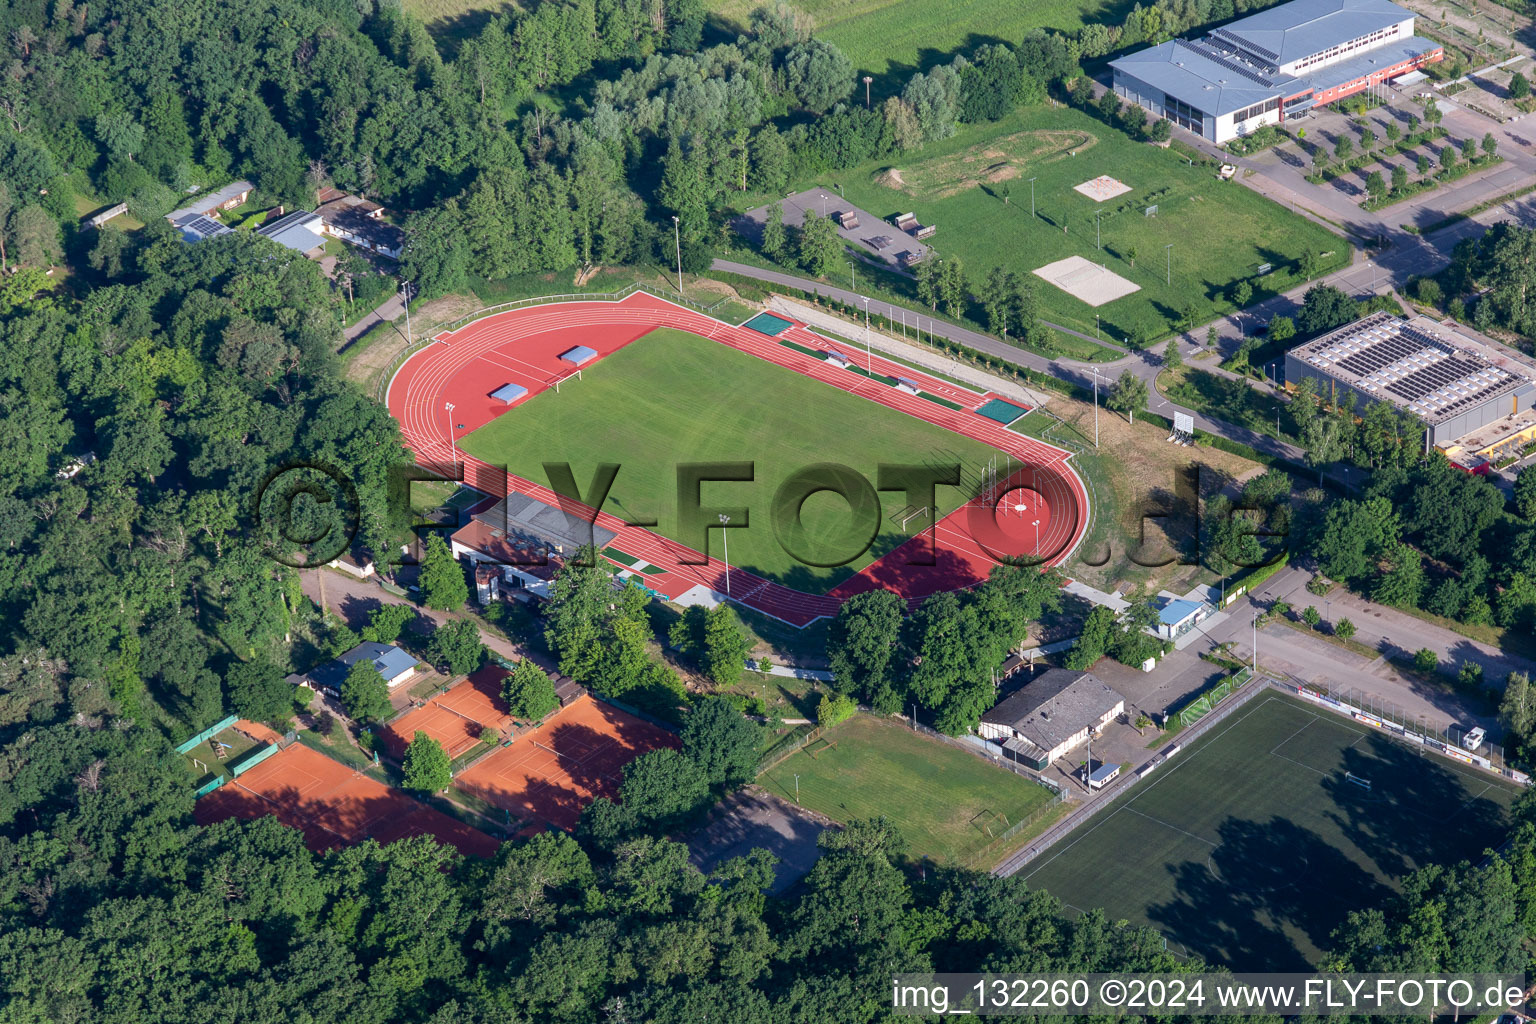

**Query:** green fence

left=229, top=742, right=280, bottom=777
left=175, top=714, right=239, bottom=755
left=193, top=776, right=227, bottom=798
left=1178, top=667, right=1252, bottom=727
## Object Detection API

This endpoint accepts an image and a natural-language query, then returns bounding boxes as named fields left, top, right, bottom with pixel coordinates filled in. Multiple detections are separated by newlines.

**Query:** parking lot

left=734, top=188, right=935, bottom=271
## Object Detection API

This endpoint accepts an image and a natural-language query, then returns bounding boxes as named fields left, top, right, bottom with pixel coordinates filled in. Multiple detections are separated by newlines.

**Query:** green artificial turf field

left=758, top=714, right=1061, bottom=866
left=456, top=326, right=1000, bottom=592
left=1022, top=693, right=1519, bottom=968
left=834, top=106, right=1348, bottom=343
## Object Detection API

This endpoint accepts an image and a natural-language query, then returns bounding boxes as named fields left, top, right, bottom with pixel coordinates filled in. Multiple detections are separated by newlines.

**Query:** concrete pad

left=1074, top=175, right=1133, bottom=201
left=1033, top=256, right=1141, bottom=307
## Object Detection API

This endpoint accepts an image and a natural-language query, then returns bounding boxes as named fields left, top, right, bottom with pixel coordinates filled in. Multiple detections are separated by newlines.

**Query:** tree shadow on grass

left=1323, top=735, right=1512, bottom=883
left=1149, top=816, right=1387, bottom=968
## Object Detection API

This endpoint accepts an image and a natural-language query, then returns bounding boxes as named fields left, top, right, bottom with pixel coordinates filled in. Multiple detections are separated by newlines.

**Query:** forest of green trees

left=6, top=0, right=1536, bottom=1016
left=0, top=0, right=1318, bottom=312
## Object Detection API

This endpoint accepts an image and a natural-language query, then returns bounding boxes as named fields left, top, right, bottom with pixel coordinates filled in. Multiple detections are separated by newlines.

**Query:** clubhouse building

left=1110, top=0, right=1443, bottom=144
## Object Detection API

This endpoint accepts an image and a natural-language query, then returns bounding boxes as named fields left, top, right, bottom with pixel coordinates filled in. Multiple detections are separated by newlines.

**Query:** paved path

left=713, top=259, right=1317, bottom=470
left=344, top=290, right=406, bottom=343
left=299, top=567, right=538, bottom=670
left=767, top=295, right=1056, bottom=408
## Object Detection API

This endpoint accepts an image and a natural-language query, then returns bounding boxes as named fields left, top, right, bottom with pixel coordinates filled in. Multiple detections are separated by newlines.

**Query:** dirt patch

left=877, top=129, right=1098, bottom=199
left=1036, top=394, right=1261, bottom=596
left=686, top=785, right=832, bottom=893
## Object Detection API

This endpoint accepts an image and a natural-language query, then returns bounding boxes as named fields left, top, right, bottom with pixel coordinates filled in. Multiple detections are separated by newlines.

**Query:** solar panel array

left=1185, top=39, right=1278, bottom=85
left=1213, top=27, right=1279, bottom=63
left=184, top=215, right=230, bottom=239
left=1296, top=312, right=1520, bottom=423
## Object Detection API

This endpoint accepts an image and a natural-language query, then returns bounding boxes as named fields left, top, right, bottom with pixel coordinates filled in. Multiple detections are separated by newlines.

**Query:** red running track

left=387, top=292, right=1089, bottom=627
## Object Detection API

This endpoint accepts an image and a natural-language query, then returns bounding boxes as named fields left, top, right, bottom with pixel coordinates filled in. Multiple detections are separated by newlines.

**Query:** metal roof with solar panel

left=1287, top=313, right=1528, bottom=426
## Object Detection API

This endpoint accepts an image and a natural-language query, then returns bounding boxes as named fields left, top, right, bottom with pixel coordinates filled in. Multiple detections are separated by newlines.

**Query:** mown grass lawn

left=757, top=714, right=1059, bottom=866
left=457, top=326, right=999, bottom=593
left=834, top=105, right=1348, bottom=344
left=709, top=0, right=1140, bottom=84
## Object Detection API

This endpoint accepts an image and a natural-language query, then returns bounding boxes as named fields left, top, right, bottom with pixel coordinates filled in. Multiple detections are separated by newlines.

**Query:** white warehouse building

left=1110, top=0, right=1443, bottom=144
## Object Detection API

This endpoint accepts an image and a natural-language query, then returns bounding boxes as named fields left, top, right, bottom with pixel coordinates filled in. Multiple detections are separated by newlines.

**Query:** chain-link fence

left=996, top=672, right=1274, bottom=876
left=1314, top=678, right=1511, bottom=773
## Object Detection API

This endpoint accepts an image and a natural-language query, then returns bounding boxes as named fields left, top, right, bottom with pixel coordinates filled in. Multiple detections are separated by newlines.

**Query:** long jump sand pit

left=1033, top=255, right=1141, bottom=307
left=1074, top=174, right=1133, bottom=201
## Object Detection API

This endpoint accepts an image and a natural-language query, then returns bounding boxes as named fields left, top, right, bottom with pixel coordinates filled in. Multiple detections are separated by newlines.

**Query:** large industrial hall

left=1110, top=0, right=1444, bottom=143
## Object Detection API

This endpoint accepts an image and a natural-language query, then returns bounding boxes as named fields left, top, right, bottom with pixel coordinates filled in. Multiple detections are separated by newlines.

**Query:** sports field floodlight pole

left=1028, top=177, right=1037, bottom=218
left=1252, top=611, right=1259, bottom=672
left=401, top=280, right=412, bottom=346
left=671, top=216, right=683, bottom=297
left=862, top=297, right=872, bottom=371
left=1032, top=518, right=1040, bottom=553
left=443, top=401, right=456, bottom=459
left=849, top=261, right=855, bottom=292
left=793, top=773, right=800, bottom=804
left=718, top=512, right=732, bottom=597
left=1087, top=367, right=1104, bottom=447
left=1165, top=243, right=1174, bottom=287
left=863, top=76, right=873, bottom=109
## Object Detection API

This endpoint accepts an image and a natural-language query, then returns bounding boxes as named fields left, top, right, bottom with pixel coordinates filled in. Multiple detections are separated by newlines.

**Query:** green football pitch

left=457, top=327, right=999, bottom=592
left=834, top=105, right=1347, bottom=343
left=759, top=715, right=1062, bottom=867
left=1023, top=693, right=1519, bottom=968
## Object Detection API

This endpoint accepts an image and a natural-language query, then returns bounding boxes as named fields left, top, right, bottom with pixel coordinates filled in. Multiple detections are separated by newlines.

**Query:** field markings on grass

left=458, top=326, right=1004, bottom=592
left=1023, top=694, right=1278, bottom=884
left=1124, top=806, right=1216, bottom=848
left=1266, top=716, right=1331, bottom=776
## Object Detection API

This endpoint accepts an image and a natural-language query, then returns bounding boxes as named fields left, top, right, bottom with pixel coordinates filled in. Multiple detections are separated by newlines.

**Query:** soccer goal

left=900, top=505, right=932, bottom=532
left=1344, top=771, right=1373, bottom=792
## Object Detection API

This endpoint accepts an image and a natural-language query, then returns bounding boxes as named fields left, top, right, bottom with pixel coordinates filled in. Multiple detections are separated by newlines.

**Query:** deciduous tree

left=402, top=731, right=451, bottom=792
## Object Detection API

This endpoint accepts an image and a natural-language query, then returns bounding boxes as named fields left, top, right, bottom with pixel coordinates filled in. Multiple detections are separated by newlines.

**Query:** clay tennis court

left=193, top=743, right=498, bottom=858
left=454, top=695, right=678, bottom=832
left=383, top=663, right=516, bottom=760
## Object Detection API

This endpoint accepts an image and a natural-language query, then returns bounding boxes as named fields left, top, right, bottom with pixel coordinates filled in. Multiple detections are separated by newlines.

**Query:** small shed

left=1085, top=760, right=1121, bottom=790
left=837, top=210, right=859, bottom=230
left=559, top=344, right=598, bottom=366
left=490, top=382, right=528, bottom=404
left=1155, top=597, right=1208, bottom=639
